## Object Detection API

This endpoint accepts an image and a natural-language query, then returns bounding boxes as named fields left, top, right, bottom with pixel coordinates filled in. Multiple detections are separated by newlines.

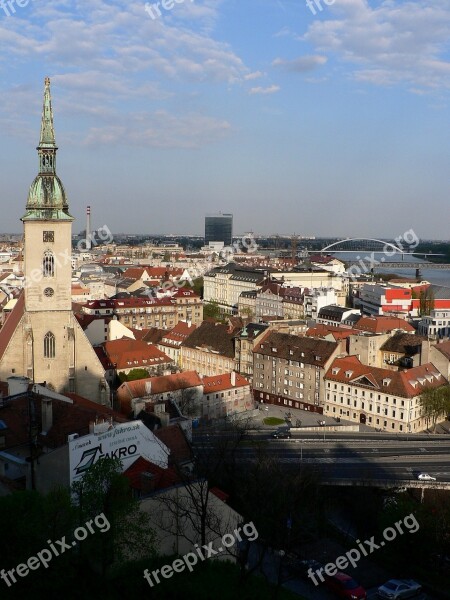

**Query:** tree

left=152, top=417, right=253, bottom=555
left=419, top=288, right=435, bottom=316
left=240, top=306, right=255, bottom=320
left=419, top=385, right=450, bottom=432
left=203, top=300, right=222, bottom=321
left=118, top=368, right=150, bottom=383
left=71, top=457, right=157, bottom=574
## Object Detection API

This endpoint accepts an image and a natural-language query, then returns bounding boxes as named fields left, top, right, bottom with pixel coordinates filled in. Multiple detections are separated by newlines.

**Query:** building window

left=43, top=251, right=55, bottom=277
left=44, top=332, right=55, bottom=358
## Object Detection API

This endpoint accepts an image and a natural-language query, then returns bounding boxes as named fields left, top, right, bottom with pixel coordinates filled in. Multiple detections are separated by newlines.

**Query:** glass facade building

left=204, top=213, right=233, bottom=245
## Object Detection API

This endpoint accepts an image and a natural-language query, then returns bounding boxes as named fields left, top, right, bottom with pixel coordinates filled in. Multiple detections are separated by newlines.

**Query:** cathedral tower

left=0, top=78, right=108, bottom=403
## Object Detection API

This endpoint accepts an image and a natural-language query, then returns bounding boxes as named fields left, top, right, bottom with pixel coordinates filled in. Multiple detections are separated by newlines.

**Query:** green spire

left=39, top=76, right=57, bottom=150
left=22, top=77, right=73, bottom=222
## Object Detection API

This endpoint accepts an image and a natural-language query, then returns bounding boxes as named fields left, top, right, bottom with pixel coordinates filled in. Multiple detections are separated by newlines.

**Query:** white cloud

left=272, top=55, right=328, bottom=72
left=248, top=85, right=280, bottom=95
left=244, top=71, right=264, bottom=81
left=303, top=0, right=450, bottom=91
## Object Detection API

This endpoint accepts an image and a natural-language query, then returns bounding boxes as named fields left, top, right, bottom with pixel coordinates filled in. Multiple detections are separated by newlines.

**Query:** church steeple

left=38, top=77, right=57, bottom=175
left=22, top=77, right=73, bottom=222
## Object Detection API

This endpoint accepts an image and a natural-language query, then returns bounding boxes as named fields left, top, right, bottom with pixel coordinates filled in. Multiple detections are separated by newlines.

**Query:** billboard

left=69, top=420, right=169, bottom=484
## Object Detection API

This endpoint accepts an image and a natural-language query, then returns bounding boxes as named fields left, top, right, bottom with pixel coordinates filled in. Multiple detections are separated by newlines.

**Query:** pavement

left=253, top=402, right=374, bottom=432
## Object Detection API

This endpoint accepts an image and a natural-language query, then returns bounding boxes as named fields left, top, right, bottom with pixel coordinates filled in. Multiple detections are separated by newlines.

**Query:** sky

left=0, top=0, right=449, bottom=239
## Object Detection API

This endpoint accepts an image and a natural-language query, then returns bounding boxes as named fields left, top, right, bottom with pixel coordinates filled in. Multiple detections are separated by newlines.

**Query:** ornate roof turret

left=22, top=77, right=73, bottom=222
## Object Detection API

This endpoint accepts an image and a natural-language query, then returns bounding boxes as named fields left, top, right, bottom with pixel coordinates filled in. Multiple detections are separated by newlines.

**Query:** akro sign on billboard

left=69, top=420, right=169, bottom=484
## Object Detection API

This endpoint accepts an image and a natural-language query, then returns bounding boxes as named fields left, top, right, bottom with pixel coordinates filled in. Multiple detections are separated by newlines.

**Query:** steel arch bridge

left=320, top=238, right=404, bottom=254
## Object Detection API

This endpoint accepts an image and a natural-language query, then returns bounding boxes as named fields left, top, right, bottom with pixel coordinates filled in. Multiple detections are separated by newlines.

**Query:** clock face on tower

left=44, top=287, right=54, bottom=297
left=43, top=230, right=54, bottom=243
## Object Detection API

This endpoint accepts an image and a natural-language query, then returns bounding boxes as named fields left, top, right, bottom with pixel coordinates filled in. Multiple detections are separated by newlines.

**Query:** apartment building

left=82, top=291, right=202, bottom=331
left=203, top=263, right=266, bottom=313
left=252, top=331, right=340, bottom=413
left=233, top=322, right=268, bottom=381
left=324, top=355, right=447, bottom=432
left=180, top=321, right=238, bottom=376
left=418, top=308, right=450, bottom=339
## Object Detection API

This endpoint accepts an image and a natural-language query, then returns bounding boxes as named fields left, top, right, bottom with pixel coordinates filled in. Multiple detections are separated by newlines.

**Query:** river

left=333, top=252, right=450, bottom=287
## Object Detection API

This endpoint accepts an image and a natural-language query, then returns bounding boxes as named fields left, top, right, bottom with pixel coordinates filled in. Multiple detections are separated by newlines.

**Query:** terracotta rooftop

left=117, top=370, right=203, bottom=404
left=154, top=424, right=192, bottom=465
left=354, top=315, right=415, bottom=334
left=123, top=456, right=180, bottom=492
left=306, top=324, right=356, bottom=341
left=102, top=339, right=171, bottom=370
left=433, top=340, right=450, bottom=361
left=325, top=356, right=447, bottom=398
left=0, top=389, right=126, bottom=451
left=0, top=293, right=24, bottom=362
left=202, top=372, right=250, bottom=393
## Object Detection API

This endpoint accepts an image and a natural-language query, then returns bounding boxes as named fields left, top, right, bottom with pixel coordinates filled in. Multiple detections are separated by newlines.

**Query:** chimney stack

left=86, top=205, right=92, bottom=250
left=231, top=371, right=236, bottom=387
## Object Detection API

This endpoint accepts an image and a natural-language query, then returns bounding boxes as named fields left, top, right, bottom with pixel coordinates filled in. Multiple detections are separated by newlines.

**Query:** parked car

left=417, top=473, right=436, bottom=481
left=324, top=571, right=366, bottom=600
left=272, top=429, right=292, bottom=439
left=377, top=579, right=422, bottom=599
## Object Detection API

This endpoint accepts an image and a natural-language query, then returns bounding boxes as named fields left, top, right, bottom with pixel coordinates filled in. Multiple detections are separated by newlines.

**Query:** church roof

left=0, top=293, right=24, bottom=362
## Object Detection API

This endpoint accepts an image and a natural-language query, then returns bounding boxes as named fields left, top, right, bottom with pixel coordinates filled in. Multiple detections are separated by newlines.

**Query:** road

left=193, top=434, right=450, bottom=484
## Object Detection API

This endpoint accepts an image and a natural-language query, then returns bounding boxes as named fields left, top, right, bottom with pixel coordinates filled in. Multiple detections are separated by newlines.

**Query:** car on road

left=417, top=473, right=436, bottom=481
left=377, top=579, right=422, bottom=599
left=272, top=429, right=292, bottom=439
left=324, top=571, right=367, bottom=600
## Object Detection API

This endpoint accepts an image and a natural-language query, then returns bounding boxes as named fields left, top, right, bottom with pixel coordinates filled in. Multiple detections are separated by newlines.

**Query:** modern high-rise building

left=204, top=213, right=233, bottom=245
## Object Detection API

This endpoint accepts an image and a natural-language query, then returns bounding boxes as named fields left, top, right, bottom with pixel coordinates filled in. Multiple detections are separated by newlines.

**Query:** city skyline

left=1, top=1, right=449, bottom=238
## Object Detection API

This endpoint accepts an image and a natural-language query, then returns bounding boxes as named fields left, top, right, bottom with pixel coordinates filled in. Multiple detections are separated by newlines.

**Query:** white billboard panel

left=69, top=420, right=169, bottom=484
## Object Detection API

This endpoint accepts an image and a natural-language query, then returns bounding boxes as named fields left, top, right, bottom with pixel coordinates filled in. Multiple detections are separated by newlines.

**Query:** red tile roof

left=306, top=324, right=355, bottom=341
left=354, top=315, right=415, bottom=334
left=123, top=456, right=180, bottom=492
left=121, top=267, right=150, bottom=281
left=117, top=370, right=203, bottom=404
left=173, top=288, right=200, bottom=299
left=154, top=424, right=192, bottom=464
left=0, top=390, right=127, bottom=451
left=325, top=356, right=447, bottom=398
left=102, top=339, right=171, bottom=370
left=434, top=341, right=450, bottom=361
left=202, top=372, right=250, bottom=393
left=0, top=293, right=24, bottom=361
left=161, top=321, right=197, bottom=345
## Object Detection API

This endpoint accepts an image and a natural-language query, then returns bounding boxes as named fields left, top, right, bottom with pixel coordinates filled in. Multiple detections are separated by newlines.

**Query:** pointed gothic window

left=43, top=251, right=54, bottom=277
left=44, top=332, right=55, bottom=359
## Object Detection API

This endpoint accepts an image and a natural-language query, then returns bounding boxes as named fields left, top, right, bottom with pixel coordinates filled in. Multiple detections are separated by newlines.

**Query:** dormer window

left=345, top=370, right=353, bottom=378
left=382, top=378, right=391, bottom=386
left=332, top=367, right=340, bottom=375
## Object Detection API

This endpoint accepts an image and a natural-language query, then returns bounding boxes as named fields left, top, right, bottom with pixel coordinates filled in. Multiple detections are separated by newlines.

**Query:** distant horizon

left=1, top=1, right=449, bottom=238
left=0, top=231, right=449, bottom=244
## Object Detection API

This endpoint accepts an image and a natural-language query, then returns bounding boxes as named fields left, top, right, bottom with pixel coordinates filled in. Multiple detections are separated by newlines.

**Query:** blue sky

left=1, top=0, right=449, bottom=239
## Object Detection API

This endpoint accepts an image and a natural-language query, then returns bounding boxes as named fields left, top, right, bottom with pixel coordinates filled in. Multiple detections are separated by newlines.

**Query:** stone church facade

left=0, top=78, right=108, bottom=403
